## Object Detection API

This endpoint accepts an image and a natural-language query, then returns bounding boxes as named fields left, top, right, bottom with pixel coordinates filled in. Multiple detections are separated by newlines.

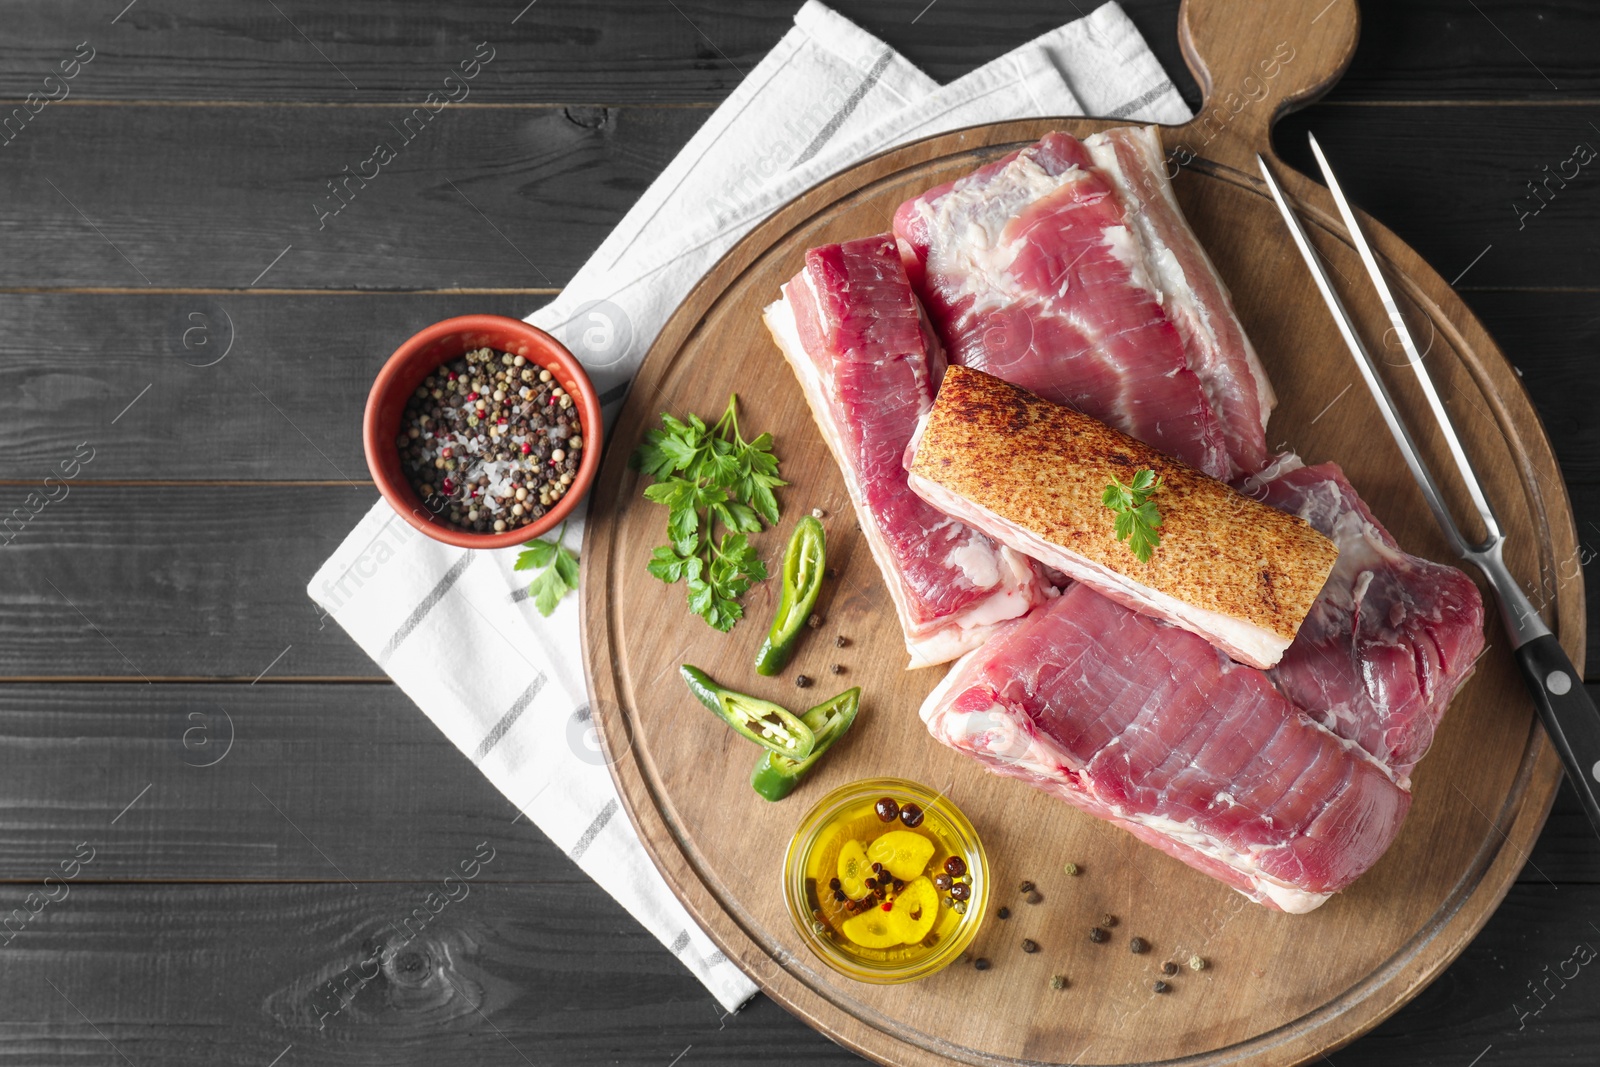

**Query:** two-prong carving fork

left=1259, top=134, right=1600, bottom=836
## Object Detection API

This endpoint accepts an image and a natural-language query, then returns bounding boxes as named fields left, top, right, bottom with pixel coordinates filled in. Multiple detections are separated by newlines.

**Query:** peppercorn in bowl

left=364, top=315, right=603, bottom=549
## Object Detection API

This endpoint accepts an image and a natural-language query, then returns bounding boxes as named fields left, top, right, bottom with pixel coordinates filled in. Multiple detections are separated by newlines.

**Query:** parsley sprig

left=1102, top=469, right=1163, bottom=563
left=631, top=394, right=785, bottom=631
left=514, top=521, right=580, bottom=617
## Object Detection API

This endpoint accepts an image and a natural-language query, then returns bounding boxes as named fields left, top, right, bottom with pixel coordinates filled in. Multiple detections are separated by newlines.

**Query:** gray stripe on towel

left=377, top=550, right=476, bottom=665
left=568, top=798, right=618, bottom=861
left=471, top=673, right=546, bottom=764
left=790, top=49, right=895, bottom=168
left=1103, top=81, right=1177, bottom=120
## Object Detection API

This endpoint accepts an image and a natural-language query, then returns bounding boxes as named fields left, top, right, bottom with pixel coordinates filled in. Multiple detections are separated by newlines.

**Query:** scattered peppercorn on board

left=580, top=2, right=1580, bottom=1064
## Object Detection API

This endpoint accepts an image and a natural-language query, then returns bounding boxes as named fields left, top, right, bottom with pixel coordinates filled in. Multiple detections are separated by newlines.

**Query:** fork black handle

left=1514, top=635, right=1600, bottom=836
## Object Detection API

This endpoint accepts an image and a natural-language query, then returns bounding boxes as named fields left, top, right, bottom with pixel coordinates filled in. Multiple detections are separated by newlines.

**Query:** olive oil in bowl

left=785, top=777, right=988, bottom=983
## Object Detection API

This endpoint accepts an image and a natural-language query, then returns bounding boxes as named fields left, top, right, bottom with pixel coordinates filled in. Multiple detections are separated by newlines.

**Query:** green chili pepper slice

left=750, top=686, right=860, bottom=802
left=755, top=515, right=827, bottom=676
left=679, top=664, right=815, bottom=759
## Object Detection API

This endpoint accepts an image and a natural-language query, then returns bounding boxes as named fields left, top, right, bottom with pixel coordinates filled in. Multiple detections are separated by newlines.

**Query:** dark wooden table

left=0, top=3, right=1595, bottom=1064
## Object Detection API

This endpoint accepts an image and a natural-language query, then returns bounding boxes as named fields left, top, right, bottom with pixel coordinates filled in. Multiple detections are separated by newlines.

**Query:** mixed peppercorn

left=956, top=861, right=1213, bottom=997
left=398, top=347, right=583, bottom=534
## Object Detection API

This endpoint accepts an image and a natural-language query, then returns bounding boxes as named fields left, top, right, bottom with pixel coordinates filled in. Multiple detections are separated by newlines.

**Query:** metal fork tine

left=1305, top=132, right=1501, bottom=549
left=1262, top=145, right=1600, bottom=843
left=1253, top=153, right=1474, bottom=559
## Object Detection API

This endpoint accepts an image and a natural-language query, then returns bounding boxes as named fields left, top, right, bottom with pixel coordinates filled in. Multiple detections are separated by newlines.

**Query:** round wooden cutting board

left=580, top=1, right=1582, bottom=1064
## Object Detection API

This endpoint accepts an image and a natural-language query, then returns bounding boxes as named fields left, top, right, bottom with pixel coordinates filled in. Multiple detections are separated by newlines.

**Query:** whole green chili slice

left=679, top=664, right=815, bottom=758
left=749, top=686, right=860, bottom=802
left=754, top=515, right=827, bottom=676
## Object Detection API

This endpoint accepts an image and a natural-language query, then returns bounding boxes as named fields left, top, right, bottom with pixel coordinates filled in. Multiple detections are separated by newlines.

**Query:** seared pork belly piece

left=763, top=235, right=1050, bottom=668
left=920, top=583, right=1412, bottom=913
left=905, top=366, right=1337, bottom=670
left=1248, top=457, right=1487, bottom=777
left=894, top=127, right=1274, bottom=480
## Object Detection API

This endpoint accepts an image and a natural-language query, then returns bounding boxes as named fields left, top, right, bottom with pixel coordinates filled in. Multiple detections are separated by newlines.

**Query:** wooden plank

left=1, top=286, right=1594, bottom=667
left=0, top=299, right=1590, bottom=685
left=1335, top=0, right=1600, bottom=100
left=1464, top=292, right=1600, bottom=661
left=0, top=472, right=1593, bottom=684
left=0, top=279, right=1595, bottom=679
left=0, top=0, right=791, bottom=104
left=0, top=881, right=862, bottom=1067
left=1530, top=778, right=1600, bottom=887
left=1273, top=103, right=1600, bottom=292
left=0, top=881, right=1591, bottom=1066
left=0, top=293, right=541, bottom=481
left=0, top=679, right=1586, bottom=885
left=0, top=106, right=1596, bottom=291
left=1, top=1, right=1595, bottom=105
left=0, top=104, right=703, bottom=290
left=1468, top=291, right=1600, bottom=486
left=0, top=486, right=382, bottom=678
left=1354, top=884, right=1600, bottom=1064
left=0, top=286, right=1594, bottom=495
left=5, top=2, right=1190, bottom=107
left=8, top=288, right=1597, bottom=481
left=0, top=682, right=591, bottom=882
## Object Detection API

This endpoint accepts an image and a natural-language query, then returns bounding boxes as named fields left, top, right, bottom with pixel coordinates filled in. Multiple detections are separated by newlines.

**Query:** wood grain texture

left=0, top=104, right=695, bottom=290
left=0, top=288, right=1595, bottom=682
left=0, top=472, right=1594, bottom=691
left=1, top=102, right=1599, bottom=291
left=2, top=679, right=1586, bottom=888
left=1329, top=0, right=1600, bottom=101
left=0, top=1, right=1592, bottom=104
left=0, top=293, right=538, bottom=481
left=1275, top=883, right=1600, bottom=1064
left=1526, top=776, right=1600, bottom=885
left=0, top=287, right=1593, bottom=490
left=0, top=682, right=596, bottom=882
left=1273, top=103, right=1600, bottom=292
left=1468, top=291, right=1600, bottom=572
left=581, top=1, right=1584, bottom=1063
left=0, top=881, right=863, bottom=1067
left=0, top=486, right=381, bottom=678
left=0, top=881, right=1591, bottom=1067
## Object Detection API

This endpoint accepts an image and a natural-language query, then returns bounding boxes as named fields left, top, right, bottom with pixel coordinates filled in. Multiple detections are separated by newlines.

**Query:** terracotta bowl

left=363, top=314, right=603, bottom=549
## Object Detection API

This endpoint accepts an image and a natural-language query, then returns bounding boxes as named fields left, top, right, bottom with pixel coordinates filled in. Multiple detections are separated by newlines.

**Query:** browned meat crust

left=908, top=367, right=1339, bottom=656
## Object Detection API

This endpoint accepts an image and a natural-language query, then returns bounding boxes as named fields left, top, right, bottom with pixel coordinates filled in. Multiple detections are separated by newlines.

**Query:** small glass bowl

left=784, top=777, right=988, bottom=984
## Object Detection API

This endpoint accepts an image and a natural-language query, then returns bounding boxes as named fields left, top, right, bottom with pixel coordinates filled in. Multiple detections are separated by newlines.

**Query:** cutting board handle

left=1169, top=0, right=1360, bottom=170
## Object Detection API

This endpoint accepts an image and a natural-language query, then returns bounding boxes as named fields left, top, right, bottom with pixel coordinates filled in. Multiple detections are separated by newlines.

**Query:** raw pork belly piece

left=894, top=127, right=1273, bottom=479
left=1084, top=127, right=1275, bottom=474
left=906, top=366, right=1338, bottom=669
left=920, top=584, right=1412, bottom=912
left=763, top=235, right=1049, bottom=668
left=1248, top=457, right=1487, bottom=777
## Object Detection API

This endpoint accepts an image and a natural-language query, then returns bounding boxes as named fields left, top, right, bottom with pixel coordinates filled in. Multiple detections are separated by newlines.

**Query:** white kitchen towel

left=308, top=0, right=1189, bottom=1013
